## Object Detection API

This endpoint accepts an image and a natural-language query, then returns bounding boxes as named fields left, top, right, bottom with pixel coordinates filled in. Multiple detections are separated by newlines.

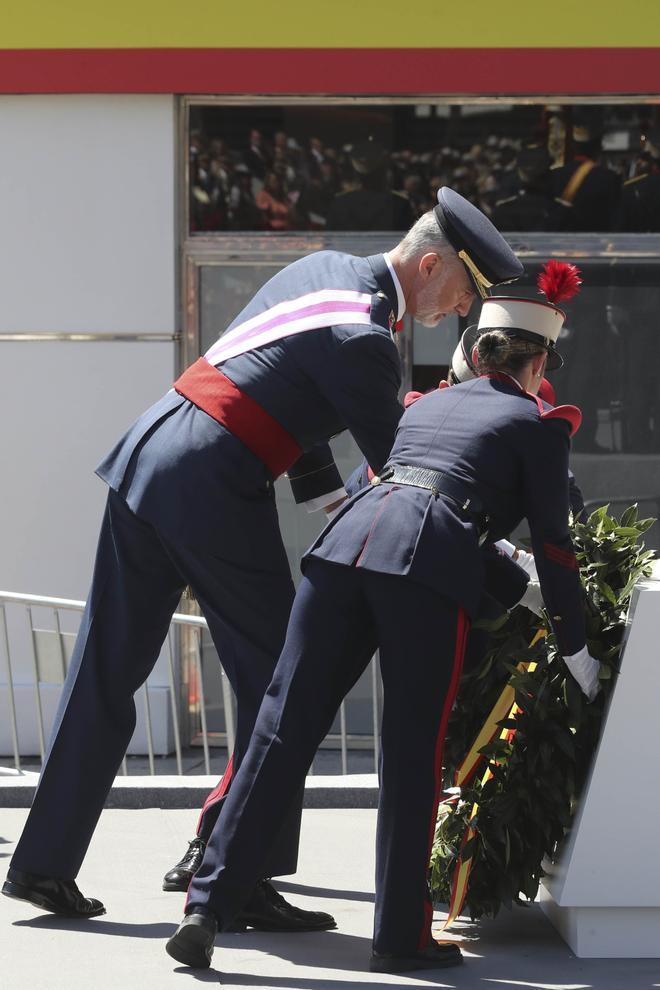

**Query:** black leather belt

left=371, top=463, right=489, bottom=540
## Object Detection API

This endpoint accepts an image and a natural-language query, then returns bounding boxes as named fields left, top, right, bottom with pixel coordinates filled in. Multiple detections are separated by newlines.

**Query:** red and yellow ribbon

left=437, top=629, right=546, bottom=931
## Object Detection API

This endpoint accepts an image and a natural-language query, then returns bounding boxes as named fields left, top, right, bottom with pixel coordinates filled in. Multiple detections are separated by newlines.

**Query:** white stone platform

left=540, top=560, right=660, bottom=957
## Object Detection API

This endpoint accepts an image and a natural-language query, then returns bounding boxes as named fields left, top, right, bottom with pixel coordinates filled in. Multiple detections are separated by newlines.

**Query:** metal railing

left=0, top=590, right=380, bottom=777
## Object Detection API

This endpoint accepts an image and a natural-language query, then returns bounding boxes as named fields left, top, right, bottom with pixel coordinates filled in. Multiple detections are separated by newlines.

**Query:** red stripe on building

left=0, top=48, right=658, bottom=94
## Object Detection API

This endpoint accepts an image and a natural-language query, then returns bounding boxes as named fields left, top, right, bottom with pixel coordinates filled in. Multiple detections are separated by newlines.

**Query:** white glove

left=564, top=646, right=601, bottom=702
left=518, top=579, right=544, bottom=616
left=496, top=539, right=538, bottom=580
left=515, top=548, right=538, bottom=581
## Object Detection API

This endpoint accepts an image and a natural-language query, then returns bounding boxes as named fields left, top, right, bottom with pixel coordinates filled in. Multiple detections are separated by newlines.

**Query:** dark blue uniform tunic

left=11, top=252, right=403, bottom=881
left=185, top=373, right=586, bottom=956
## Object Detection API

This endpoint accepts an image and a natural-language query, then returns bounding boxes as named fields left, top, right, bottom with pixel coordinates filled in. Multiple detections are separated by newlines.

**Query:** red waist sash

left=174, top=357, right=302, bottom=478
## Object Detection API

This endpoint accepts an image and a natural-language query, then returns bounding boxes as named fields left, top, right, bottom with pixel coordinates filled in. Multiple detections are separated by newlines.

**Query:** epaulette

left=624, top=173, right=648, bottom=187
left=541, top=405, right=582, bottom=437
left=527, top=392, right=582, bottom=437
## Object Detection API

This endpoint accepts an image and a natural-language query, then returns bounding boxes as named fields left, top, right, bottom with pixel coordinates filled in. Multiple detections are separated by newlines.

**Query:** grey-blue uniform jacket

left=308, top=373, right=586, bottom=657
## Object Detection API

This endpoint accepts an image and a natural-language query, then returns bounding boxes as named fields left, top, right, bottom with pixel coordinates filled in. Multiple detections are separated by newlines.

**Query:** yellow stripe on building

left=3, top=0, right=660, bottom=49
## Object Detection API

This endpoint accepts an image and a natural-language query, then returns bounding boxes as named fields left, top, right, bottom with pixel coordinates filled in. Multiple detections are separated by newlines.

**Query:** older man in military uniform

left=4, top=189, right=523, bottom=929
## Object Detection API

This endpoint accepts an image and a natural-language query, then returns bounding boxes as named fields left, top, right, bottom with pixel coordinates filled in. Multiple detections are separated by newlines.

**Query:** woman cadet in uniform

left=166, top=263, right=601, bottom=976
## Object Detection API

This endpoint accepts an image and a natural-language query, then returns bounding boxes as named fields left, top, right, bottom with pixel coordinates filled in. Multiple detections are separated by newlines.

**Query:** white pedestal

left=540, top=560, right=660, bottom=957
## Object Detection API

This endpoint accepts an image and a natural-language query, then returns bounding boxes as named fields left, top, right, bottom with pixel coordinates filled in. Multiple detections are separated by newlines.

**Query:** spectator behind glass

left=256, top=171, right=295, bottom=231
left=491, top=147, right=561, bottom=231
left=326, top=140, right=415, bottom=231
left=190, top=154, right=227, bottom=232
left=307, top=136, right=325, bottom=179
left=616, top=128, right=660, bottom=232
left=245, top=129, right=272, bottom=180
left=298, top=160, right=340, bottom=229
left=551, top=119, right=622, bottom=231
left=228, top=165, right=264, bottom=231
left=402, top=173, right=432, bottom=219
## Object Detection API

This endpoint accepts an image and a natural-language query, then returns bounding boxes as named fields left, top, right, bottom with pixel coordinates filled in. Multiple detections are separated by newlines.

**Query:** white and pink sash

left=204, top=289, right=373, bottom=366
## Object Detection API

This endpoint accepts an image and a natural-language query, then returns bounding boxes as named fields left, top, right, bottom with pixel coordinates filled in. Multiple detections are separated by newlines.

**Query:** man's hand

left=564, top=646, right=601, bottom=702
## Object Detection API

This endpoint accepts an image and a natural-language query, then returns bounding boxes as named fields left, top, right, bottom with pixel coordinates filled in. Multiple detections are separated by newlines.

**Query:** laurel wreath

left=430, top=504, right=656, bottom=918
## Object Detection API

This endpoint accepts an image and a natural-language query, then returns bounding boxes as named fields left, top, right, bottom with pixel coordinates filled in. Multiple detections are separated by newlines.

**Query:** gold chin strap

left=458, top=249, right=493, bottom=299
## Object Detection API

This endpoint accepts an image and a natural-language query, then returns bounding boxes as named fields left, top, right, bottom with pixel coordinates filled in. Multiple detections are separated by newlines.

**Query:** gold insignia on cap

left=458, top=249, right=493, bottom=299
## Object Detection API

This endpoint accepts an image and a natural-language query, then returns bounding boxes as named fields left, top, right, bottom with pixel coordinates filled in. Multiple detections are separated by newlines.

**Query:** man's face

left=408, top=252, right=476, bottom=328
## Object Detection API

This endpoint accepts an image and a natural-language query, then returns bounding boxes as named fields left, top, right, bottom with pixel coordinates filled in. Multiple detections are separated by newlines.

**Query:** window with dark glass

left=188, top=103, right=660, bottom=235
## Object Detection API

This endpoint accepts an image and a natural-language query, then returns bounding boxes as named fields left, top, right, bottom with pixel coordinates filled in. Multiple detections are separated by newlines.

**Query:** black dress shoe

left=162, top=837, right=206, bottom=892
left=370, top=940, right=463, bottom=973
left=2, top=868, right=106, bottom=918
left=166, top=907, right=217, bottom=969
left=228, top=879, right=336, bottom=933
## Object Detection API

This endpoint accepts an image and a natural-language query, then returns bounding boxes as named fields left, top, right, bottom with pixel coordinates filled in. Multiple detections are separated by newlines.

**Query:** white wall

left=0, top=96, right=178, bottom=754
left=0, top=94, right=177, bottom=597
left=0, top=94, right=176, bottom=336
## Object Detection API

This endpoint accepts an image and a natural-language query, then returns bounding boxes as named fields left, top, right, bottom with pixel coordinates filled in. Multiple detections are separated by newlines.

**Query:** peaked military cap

left=434, top=187, right=524, bottom=298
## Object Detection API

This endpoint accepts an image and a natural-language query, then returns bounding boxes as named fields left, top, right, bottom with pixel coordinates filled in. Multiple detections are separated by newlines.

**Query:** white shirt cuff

left=496, top=539, right=517, bottom=558
left=564, top=644, right=588, bottom=664
left=303, top=487, right=347, bottom=514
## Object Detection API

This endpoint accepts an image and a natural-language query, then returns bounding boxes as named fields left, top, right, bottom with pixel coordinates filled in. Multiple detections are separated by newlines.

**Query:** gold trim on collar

left=458, top=249, right=493, bottom=299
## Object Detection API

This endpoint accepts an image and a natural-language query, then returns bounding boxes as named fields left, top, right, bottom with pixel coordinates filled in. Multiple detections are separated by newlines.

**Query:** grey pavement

left=0, top=807, right=658, bottom=990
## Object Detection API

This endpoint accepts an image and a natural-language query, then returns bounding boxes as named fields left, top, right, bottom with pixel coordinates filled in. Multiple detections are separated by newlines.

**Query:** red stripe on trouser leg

left=195, top=753, right=235, bottom=836
left=419, top=609, right=470, bottom=950
left=184, top=754, right=235, bottom=910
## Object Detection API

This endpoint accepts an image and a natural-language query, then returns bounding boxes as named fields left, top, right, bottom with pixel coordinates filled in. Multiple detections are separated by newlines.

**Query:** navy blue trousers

left=187, top=557, right=469, bottom=955
left=11, top=489, right=300, bottom=880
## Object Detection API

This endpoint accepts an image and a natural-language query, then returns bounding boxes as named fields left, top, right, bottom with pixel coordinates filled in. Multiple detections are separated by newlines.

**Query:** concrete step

left=0, top=766, right=379, bottom=809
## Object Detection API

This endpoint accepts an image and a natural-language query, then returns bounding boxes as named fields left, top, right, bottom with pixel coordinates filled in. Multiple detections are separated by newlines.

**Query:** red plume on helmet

left=537, top=260, right=582, bottom=305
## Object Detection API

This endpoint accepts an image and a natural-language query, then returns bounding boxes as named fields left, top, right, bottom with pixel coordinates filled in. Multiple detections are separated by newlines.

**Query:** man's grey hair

left=397, top=211, right=456, bottom=264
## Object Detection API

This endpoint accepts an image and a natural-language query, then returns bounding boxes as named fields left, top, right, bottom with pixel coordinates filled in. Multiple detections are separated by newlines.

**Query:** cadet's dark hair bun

left=477, top=330, right=509, bottom=359
left=476, top=329, right=544, bottom=374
